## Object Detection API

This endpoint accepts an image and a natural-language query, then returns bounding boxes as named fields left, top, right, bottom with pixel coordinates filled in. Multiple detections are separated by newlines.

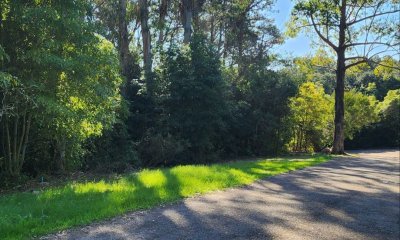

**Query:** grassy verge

left=0, top=154, right=330, bottom=239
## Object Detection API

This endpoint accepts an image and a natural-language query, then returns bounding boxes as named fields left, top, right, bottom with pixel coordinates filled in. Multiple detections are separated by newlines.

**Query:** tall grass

left=0, top=155, right=329, bottom=239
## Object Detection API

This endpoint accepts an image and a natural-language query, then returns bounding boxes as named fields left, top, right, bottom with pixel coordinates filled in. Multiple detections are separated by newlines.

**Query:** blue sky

left=271, top=0, right=313, bottom=57
left=270, top=0, right=399, bottom=59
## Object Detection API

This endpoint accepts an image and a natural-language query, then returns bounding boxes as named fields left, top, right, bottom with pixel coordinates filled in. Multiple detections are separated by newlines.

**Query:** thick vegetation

left=0, top=1, right=398, bottom=184
left=0, top=1, right=122, bottom=178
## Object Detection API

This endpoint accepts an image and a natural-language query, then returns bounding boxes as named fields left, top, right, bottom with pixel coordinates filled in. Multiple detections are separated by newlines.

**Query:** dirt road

left=43, top=150, right=400, bottom=240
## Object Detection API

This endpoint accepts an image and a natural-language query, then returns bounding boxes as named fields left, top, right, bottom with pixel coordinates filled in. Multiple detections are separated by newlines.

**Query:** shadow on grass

left=0, top=155, right=328, bottom=239
left=72, top=151, right=399, bottom=240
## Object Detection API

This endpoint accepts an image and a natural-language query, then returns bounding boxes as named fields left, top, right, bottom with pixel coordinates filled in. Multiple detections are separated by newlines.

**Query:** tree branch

left=345, top=57, right=400, bottom=71
left=350, top=0, right=368, bottom=24
left=345, top=58, right=368, bottom=70
left=345, top=41, right=397, bottom=48
left=347, top=9, right=400, bottom=26
left=371, top=59, right=400, bottom=71
left=310, top=14, right=338, bottom=51
left=345, top=56, right=366, bottom=61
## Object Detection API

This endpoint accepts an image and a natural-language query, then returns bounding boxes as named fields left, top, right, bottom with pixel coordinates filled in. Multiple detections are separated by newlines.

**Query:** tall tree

left=193, top=0, right=207, bottom=30
left=289, top=82, right=333, bottom=152
left=138, top=0, right=154, bottom=97
left=181, top=0, right=193, bottom=43
left=157, top=0, right=170, bottom=44
left=164, top=34, right=228, bottom=162
left=91, top=0, right=140, bottom=91
left=289, top=0, right=399, bottom=153
left=118, top=0, right=130, bottom=97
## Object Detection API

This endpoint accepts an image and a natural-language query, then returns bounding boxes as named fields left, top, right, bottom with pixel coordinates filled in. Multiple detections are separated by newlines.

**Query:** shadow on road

left=47, top=150, right=400, bottom=240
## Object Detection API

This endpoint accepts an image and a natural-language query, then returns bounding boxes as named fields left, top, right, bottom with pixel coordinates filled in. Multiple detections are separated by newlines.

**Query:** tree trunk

left=237, top=13, right=246, bottom=77
left=118, top=0, right=131, bottom=98
left=56, top=138, right=66, bottom=173
left=1, top=112, right=32, bottom=176
left=19, top=113, right=31, bottom=173
left=181, top=0, right=193, bottom=44
left=139, top=0, right=154, bottom=97
left=220, top=0, right=227, bottom=62
left=332, top=0, right=347, bottom=154
left=4, top=118, right=12, bottom=175
left=192, top=0, right=205, bottom=32
left=210, top=14, right=215, bottom=43
left=12, top=115, right=18, bottom=171
left=332, top=50, right=345, bottom=154
left=158, top=0, right=169, bottom=45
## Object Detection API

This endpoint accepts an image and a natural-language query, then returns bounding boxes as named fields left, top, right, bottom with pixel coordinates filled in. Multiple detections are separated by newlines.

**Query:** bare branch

left=345, top=57, right=400, bottom=71
left=371, top=59, right=400, bottom=71
left=363, top=3, right=382, bottom=56
left=345, top=56, right=366, bottom=61
left=296, top=23, right=339, bottom=29
left=310, top=63, right=336, bottom=72
left=348, top=9, right=400, bottom=26
left=345, top=27, right=352, bottom=44
left=350, top=0, right=368, bottom=23
left=345, top=41, right=397, bottom=48
left=345, top=58, right=368, bottom=70
left=368, top=49, right=399, bottom=60
left=346, top=3, right=357, bottom=21
left=310, top=14, right=338, bottom=51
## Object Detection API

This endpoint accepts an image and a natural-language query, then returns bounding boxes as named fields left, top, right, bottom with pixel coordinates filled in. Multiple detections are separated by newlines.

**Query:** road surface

left=42, top=149, right=400, bottom=240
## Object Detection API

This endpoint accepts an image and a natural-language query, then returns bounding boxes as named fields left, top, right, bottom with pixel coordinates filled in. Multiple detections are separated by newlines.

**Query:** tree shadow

left=10, top=151, right=399, bottom=239
left=54, top=152, right=399, bottom=240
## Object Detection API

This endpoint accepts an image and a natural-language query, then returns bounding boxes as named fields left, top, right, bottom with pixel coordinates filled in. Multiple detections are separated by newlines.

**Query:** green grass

left=0, top=154, right=330, bottom=239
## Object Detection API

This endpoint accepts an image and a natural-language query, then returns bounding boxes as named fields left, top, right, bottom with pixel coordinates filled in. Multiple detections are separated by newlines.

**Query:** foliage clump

left=288, top=82, right=333, bottom=152
left=0, top=0, right=123, bottom=176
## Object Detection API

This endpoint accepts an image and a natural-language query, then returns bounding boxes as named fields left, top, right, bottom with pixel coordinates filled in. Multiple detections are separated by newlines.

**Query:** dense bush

left=346, top=89, right=400, bottom=149
left=0, top=1, right=123, bottom=177
left=288, top=82, right=333, bottom=152
left=138, top=131, right=189, bottom=167
left=224, top=68, right=297, bottom=156
left=156, top=35, right=229, bottom=164
left=83, top=123, right=138, bottom=173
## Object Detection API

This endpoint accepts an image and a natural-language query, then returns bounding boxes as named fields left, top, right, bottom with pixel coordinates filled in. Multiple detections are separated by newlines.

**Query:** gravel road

left=42, top=149, right=400, bottom=240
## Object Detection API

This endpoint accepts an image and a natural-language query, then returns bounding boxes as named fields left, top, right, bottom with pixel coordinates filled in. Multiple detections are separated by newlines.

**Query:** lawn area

left=0, top=154, right=330, bottom=239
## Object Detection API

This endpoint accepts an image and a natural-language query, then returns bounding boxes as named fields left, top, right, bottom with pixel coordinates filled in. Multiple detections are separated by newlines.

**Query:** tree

left=289, top=0, right=399, bottom=153
left=0, top=73, right=35, bottom=176
left=157, top=0, right=171, bottom=45
left=91, top=0, right=142, bottom=88
left=0, top=0, right=123, bottom=175
left=344, top=57, right=400, bottom=100
left=377, top=89, right=400, bottom=145
left=118, top=0, right=132, bottom=97
left=289, top=82, right=333, bottom=152
left=163, top=34, right=228, bottom=163
left=221, top=63, right=297, bottom=156
left=138, top=0, right=154, bottom=96
left=293, top=49, right=337, bottom=93
left=222, top=0, right=281, bottom=73
left=374, top=56, right=400, bottom=81
left=181, top=0, right=194, bottom=43
left=346, top=89, right=399, bottom=148
left=344, top=89, right=379, bottom=139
